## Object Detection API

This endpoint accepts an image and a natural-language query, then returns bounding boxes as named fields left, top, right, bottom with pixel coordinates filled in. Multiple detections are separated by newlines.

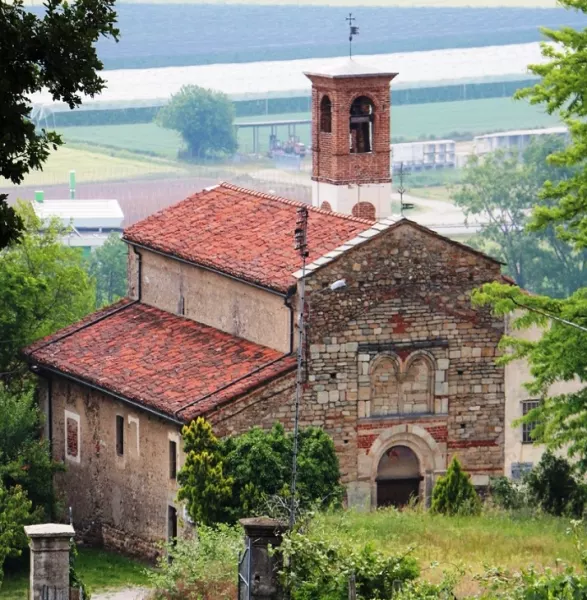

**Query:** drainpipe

left=132, top=246, right=143, bottom=301
left=284, top=284, right=297, bottom=355
left=47, top=377, right=53, bottom=452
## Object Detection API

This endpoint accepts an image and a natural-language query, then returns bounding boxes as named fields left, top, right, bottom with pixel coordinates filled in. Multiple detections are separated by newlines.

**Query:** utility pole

left=290, top=206, right=309, bottom=528
left=397, top=162, right=407, bottom=217
left=347, top=13, right=359, bottom=59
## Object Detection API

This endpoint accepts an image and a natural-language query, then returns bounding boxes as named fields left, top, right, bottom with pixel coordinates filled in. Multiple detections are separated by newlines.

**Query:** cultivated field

left=3, top=146, right=185, bottom=188
left=58, top=97, right=562, bottom=159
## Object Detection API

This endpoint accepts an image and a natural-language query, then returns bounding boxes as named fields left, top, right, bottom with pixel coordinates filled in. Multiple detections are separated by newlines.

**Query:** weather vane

left=346, top=13, right=359, bottom=59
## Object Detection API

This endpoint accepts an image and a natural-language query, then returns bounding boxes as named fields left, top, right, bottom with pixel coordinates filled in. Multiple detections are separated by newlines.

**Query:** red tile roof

left=23, top=301, right=296, bottom=421
left=123, top=183, right=374, bottom=293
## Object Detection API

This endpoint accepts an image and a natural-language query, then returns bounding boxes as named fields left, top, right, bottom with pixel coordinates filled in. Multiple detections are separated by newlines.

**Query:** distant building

left=474, top=126, right=569, bottom=157
left=31, top=197, right=124, bottom=257
left=391, top=140, right=457, bottom=171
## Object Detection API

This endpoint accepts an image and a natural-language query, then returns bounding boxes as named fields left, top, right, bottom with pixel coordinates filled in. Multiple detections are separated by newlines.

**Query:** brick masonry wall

left=308, top=74, right=393, bottom=185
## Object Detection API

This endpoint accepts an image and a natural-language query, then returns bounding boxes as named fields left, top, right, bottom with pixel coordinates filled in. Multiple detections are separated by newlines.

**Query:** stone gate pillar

left=24, top=523, right=74, bottom=600
left=239, top=517, right=287, bottom=600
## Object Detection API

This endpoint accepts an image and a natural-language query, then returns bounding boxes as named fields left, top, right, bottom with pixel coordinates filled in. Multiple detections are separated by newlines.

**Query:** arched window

left=350, top=96, right=374, bottom=154
left=370, top=355, right=401, bottom=416
left=320, top=201, right=332, bottom=212
left=352, top=202, right=376, bottom=220
left=320, top=95, right=332, bottom=133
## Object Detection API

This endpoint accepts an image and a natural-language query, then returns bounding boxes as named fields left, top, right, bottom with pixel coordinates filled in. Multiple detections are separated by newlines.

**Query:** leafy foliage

left=87, top=232, right=128, bottom=308
left=0, top=0, right=119, bottom=250
left=178, top=420, right=343, bottom=525
left=525, top=451, right=586, bottom=517
left=488, top=477, right=527, bottom=512
left=431, top=457, right=481, bottom=516
left=0, top=384, right=63, bottom=517
left=454, top=137, right=585, bottom=297
left=177, top=418, right=233, bottom=527
left=147, top=523, right=242, bottom=600
left=0, top=203, right=95, bottom=386
left=0, top=483, right=34, bottom=587
left=156, top=85, right=238, bottom=158
left=279, top=531, right=419, bottom=600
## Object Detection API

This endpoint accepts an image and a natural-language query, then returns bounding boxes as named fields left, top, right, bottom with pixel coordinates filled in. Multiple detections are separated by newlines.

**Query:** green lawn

left=0, top=548, right=150, bottom=600
left=59, top=97, right=562, bottom=160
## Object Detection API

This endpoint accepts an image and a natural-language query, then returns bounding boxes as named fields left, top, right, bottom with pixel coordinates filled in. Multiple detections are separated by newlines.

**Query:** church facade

left=24, top=60, right=515, bottom=558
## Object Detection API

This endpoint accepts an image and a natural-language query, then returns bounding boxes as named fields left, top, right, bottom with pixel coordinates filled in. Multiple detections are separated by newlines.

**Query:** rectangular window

left=167, top=505, right=178, bottom=542
left=522, top=400, right=540, bottom=444
left=116, top=415, right=124, bottom=456
left=64, top=410, right=81, bottom=464
left=169, top=440, right=177, bottom=480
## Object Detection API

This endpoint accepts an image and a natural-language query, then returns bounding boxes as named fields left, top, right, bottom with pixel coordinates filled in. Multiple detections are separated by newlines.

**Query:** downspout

left=284, top=284, right=297, bottom=355
left=47, top=377, right=53, bottom=452
left=132, top=246, right=142, bottom=301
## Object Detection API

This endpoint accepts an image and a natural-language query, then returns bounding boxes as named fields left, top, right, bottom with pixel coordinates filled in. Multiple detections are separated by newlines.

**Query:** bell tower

left=305, top=62, right=397, bottom=219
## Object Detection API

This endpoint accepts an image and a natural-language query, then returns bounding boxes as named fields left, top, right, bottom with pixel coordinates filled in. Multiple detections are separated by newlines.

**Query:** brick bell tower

left=305, top=62, right=398, bottom=219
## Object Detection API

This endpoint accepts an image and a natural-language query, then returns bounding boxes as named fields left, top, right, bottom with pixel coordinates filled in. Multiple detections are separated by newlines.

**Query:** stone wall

left=48, top=375, right=182, bottom=559
left=127, top=247, right=292, bottom=353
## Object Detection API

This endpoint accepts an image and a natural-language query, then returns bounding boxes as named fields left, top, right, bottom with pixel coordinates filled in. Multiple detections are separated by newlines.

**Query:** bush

left=279, top=531, right=419, bottom=600
left=525, top=451, right=586, bottom=517
left=431, top=457, right=481, bottom=516
left=178, top=419, right=343, bottom=525
left=147, top=524, right=242, bottom=600
left=489, top=476, right=527, bottom=511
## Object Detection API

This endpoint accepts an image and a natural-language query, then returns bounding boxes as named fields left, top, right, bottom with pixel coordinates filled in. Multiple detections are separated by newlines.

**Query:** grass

left=57, top=97, right=562, bottom=162
left=410, top=185, right=458, bottom=201
left=312, top=509, right=580, bottom=594
left=0, top=548, right=150, bottom=600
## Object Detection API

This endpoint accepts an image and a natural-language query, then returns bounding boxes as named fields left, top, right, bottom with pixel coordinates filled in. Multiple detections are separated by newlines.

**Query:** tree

left=87, top=232, right=128, bottom=308
left=472, top=3, right=587, bottom=471
left=453, top=137, right=586, bottom=297
left=0, top=202, right=95, bottom=385
left=431, top=457, right=480, bottom=516
left=0, top=0, right=119, bottom=250
left=177, top=418, right=233, bottom=526
left=0, top=483, right=35, bottom=586
left=0, top=384, right=63, bottom=517
left=156, top=85, right=238, bottom=158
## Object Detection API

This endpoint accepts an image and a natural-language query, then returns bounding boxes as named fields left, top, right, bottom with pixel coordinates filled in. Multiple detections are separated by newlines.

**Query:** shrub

left=489, top=476, right=527, bottom=511
left=279, top=531, right=419, bottom=600
left=178, top=419, right=343, bottom=525
left=525, top=451, right=586, bottom=517
left=431, top=457, right=481, bottom=516
left=146, top=524, right=242, bottom=600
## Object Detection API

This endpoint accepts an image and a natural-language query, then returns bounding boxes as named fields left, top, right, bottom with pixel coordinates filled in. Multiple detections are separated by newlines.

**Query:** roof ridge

left=218, top=182, right=375, bottom=226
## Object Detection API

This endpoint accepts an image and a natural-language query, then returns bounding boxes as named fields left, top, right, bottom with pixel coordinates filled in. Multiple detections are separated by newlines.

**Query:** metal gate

left=238, top=537, right=252, bottom=600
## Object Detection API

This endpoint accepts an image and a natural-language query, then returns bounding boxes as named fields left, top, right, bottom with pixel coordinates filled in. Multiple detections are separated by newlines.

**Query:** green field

left=56, top=0, right=560, bottom=5
left=59, top=97, right=562, bottom=160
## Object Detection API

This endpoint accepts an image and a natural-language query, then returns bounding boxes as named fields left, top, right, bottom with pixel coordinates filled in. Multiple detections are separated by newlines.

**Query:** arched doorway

left=376, top=445, right=422, bottom=508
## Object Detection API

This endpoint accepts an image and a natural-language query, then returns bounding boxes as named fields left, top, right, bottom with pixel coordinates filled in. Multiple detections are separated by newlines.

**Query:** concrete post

left=240, top=517, right=287, bottom=600
left=24, top=523, right=74, bottom=600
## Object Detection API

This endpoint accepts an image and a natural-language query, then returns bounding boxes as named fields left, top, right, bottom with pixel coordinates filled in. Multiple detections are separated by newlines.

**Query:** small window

left=522, top=400, right=540, bottom=444
left=116, top=415, right=124, bottom=456
left=320, top=95, right=332, bottom=133
left=178, top=295, right=185, bottom=316
left=169, top=440, right=177, bottom=479
left=167, top=505, right=178, bottom=542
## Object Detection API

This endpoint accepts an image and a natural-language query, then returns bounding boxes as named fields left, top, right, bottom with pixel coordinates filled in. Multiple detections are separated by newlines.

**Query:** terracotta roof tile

left=123, top=183, right=374, bottom=293
left=23, top=302, right=296, bottom=421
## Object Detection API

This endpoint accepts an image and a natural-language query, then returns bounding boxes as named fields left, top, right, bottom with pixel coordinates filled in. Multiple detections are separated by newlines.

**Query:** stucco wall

left=128, top=247, right=291, bottom=353
left=504, top=317, right=582, bottom=477
left=49, top=375, right=183, bottom=559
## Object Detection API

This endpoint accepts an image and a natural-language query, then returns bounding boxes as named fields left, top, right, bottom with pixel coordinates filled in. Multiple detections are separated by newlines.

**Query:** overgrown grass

left=311, top=509, right=580, bottom=594
left=0, top=548, right=151, bottom=600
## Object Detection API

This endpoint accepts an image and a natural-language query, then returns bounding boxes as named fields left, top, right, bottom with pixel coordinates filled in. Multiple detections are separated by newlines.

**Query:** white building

left=474, top=126, right=569, bottom=157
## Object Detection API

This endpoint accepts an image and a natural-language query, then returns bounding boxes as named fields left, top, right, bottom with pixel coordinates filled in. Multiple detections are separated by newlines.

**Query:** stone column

left=24, top=523, right=75, bottom=600
left=239, top=517, right=287, bottom=600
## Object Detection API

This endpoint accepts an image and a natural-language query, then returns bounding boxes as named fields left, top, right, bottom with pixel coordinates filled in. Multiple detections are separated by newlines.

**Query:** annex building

left=24, top=60, right=523, bottom=558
